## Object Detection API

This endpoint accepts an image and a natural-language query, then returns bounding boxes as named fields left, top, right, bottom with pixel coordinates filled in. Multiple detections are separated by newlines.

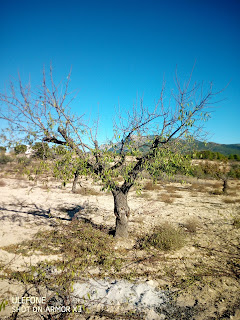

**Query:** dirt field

left=0, top=169, right=239, bottom=319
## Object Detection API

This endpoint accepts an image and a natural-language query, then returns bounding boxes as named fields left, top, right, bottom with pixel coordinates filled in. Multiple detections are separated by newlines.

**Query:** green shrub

left=32, top=142, right=51, bottom=159
left=192, top=150, right=227, bottom=161
left=14, top=144, right=27, bottom=154
left=138, top=222, right=185, bottom=251
left=190, top=161, right=223, bottom=179
left=17, top=156, right=32, bottom=166
left=229, top=154, right=240, bottom=161
left=228, top=165, right=240, bottom=179
left=0, top=154, right=13, bottom=165
left=190, top=164, right=205, bottom=179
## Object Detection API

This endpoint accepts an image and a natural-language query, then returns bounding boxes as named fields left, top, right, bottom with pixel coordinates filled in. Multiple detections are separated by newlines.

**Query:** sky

left=0, top=0, right=239, bottom=144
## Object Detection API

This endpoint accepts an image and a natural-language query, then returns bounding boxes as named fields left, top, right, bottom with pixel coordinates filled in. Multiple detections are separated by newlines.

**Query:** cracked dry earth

left=0, top=174, right=239, bottom=319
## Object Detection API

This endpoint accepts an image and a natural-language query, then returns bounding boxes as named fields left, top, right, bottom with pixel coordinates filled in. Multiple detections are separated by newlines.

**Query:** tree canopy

left=0, top=67, right=222, bottom=237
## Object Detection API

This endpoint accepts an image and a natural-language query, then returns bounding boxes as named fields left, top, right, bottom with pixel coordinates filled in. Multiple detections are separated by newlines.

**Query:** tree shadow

left=58, top=205, right=84, bottom=220
left=0, top=201, right=115, bottom=236
left=76, top=215, right=115, bottom=236
left=59, top=203, right=116, bottom=236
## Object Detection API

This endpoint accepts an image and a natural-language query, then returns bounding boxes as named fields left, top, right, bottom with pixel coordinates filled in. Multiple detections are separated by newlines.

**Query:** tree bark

left=112, top=189, right=130, bottom=238
left=72, top=170, right=79, bottom=193
left=222, top=178, right=229, bottom=194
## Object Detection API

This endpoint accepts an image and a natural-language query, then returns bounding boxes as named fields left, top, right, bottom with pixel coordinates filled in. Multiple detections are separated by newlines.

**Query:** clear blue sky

left=1, top=0, right=239, bottom=144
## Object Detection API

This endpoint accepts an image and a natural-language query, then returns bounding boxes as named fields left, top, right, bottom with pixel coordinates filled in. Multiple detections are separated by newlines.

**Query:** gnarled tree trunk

left=72, top=170, right=79, bottom=193
left=112, top=189, right=130, bottom=238
left=222, top=178, right=229, bottom=194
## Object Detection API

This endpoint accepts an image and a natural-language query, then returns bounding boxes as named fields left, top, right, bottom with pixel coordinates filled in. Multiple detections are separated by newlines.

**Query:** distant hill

left=194, top=141, right=240, bottom=156
left=101, top=136, right=240, bottom=156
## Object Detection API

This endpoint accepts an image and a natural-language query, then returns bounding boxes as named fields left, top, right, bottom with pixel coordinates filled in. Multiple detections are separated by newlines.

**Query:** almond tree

left=0, top=67, right=221, bottom=237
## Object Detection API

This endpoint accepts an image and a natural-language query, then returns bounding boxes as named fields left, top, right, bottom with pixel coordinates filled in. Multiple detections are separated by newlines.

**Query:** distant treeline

left=190, top=150, right=240, bottom=161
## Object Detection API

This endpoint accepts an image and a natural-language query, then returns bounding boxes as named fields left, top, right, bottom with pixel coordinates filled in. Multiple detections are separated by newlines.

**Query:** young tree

left=0, top=67, right=221, bottom=237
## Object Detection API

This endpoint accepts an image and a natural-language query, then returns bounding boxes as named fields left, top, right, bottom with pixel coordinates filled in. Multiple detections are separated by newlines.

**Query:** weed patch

left=137, top=222, right=185, bottom=251
left=4, top=220, right=123, bottom=275
left=137, top=192, right=151, bottom=199
left=143, top=181, right=161, bottom=191
left=223, top=198, right=240, bottom=204
left=164, top=185, right=178, bottom=193
left=233, top=217, right=240, bottom=229
left=73, top=187, right=101, bottom=196
left=158, top=194, right=174, bottom=204
left=184, top=218, right=201, bottom=233
left=0, top=179, right=6, bottom=187
left=170, top=192, right=182, bottom=198
left=210, top=189, right=223, bottom=195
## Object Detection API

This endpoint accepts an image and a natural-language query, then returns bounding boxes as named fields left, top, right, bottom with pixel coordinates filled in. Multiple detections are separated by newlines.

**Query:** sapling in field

left=0, top=66, right=222, bottom=237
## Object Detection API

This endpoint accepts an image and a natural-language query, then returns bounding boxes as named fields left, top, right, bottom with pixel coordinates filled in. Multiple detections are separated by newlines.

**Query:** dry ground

left=0, top=166, right=239, bottom=319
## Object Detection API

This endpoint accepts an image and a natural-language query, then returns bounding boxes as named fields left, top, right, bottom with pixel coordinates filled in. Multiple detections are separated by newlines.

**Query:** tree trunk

left=112, top=189, right=130, bottom=238
left=222, top=178, right=229, bottom=194
left=72, top=170, right=79, bottom=193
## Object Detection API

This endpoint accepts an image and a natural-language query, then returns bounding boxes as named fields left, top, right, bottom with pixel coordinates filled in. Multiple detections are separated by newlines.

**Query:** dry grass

left=73, top=187, right=101, bottom=196
left=169, top=192, right=183, bottom=198
left=226, top=191, right=238, bottom=197
left=158, top=193, right=174, bottom=204
left=14, top=174, right=26, bottom=181
left=210, top=189, right=223, bottom=195
left=184, top=217, right=201, bottom=233
left=132, top=216, right=145, bottom=224
left=143, top=181, right=161, bottom=191
left=223, top=198, right=240, bottom=204
left=114, top=176, right=124, bottom=182
left=190, top=182, right=208, bottom=192
left=137, top=222, right=185, bottom=251
left=0, top=179, right=6, bottom=187
left=164, top=185, right=178, bottom=193
left=190, top=191, right=198, bottom=197
left=138, top=192, right=151, bottom=199
left=40, top=184, right=50, bottom=190
left=233, top=217, right=240, bottom=228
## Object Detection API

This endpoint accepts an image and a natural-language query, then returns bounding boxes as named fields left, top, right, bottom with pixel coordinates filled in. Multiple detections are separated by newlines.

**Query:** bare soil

left=0, top=172, right=239, bottom=319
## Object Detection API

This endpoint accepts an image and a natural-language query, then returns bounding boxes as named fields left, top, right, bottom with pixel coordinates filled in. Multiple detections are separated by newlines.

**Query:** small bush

left=210, top=189, right=223, bottom=195
left=14, top=144, right=27, bottom=154
left=17, top=156, right=32, bottom=166
left=228, top=165, right=240, bottom=179
left=138, top=222, right=185, bottom=251
left=164, top=185, right=178, bottom=193
left=0, top=154, right=13, bottom=165
left=143, top=181, right=161, bottom=191
left=169, top=192, right=182, bottom=198
left=190, top=165, right=205, bottom=179
left=158, top=194, right=174, bottom=204
left=0, top=180, right=6, bottom=187
left=184, top=218, right=200, bottom=233
left=73, top=187, right=101, bottom=196
left=190, top=161, right=223, bottom=179
left=233, top=217, right=240, bottom=229
left=191, top=182, right=208, bottom=193
left=137, top=192, right=151, bottom=199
